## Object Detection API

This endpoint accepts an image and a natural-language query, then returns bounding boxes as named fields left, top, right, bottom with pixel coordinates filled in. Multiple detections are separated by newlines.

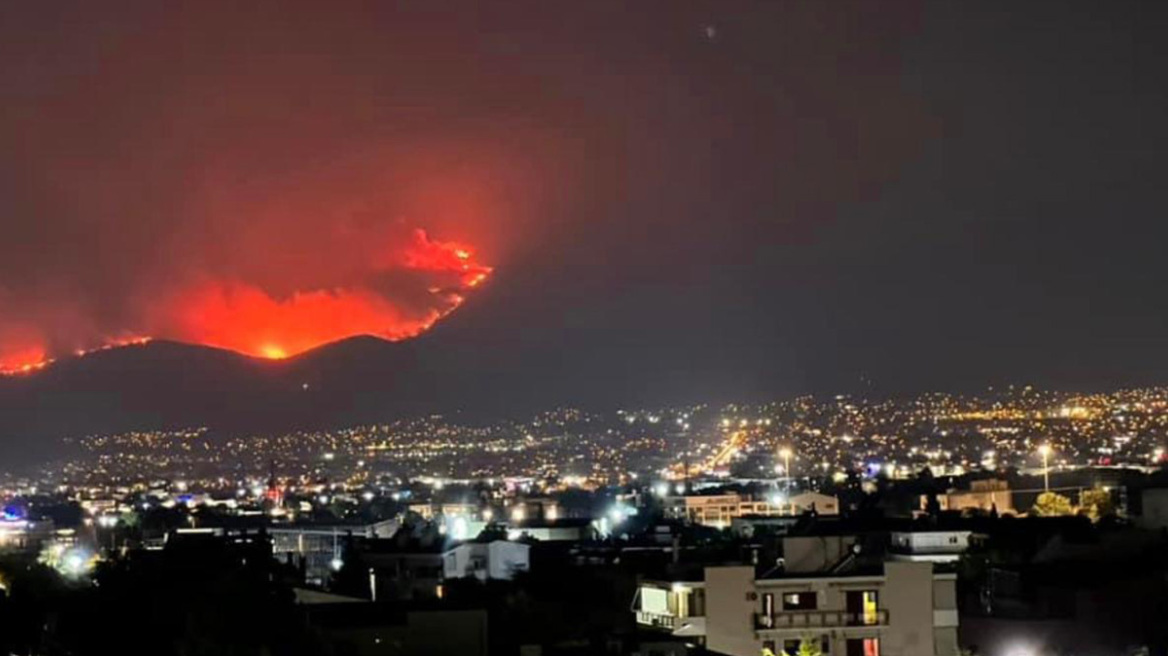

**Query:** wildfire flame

left=0, top=229, right=491, bottom=375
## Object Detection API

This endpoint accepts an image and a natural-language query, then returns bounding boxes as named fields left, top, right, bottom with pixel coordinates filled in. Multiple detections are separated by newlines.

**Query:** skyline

left=5, top=4, right=1168, bottom=656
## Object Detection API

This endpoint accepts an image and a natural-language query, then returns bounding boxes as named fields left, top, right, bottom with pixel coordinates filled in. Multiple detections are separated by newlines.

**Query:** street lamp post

left=1038, top=444, right=1052, bottom=492
left=778, top=447, right=793, bottom=514
left=779, top=448, right=792, bottom=493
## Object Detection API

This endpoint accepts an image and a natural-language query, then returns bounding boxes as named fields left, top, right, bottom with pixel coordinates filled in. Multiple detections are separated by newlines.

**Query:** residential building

left=928, top=479, right=1014, bottom=515
left=888, top=531, right=971, bottom=564
left=443, top=539, right=530, bottom=581
left=731, top=516, right=801, bottom=539
left=709, top=561, right=958, bottom=656
left=785, top=492, right=841, bottom=516
left=0, top=516, right=56, bottom=551
left=408, top=502, right=480, bottom=521
left=505, top=518, right=595, bottom=541
left=366, top=549, right=446, bottom=601
left=633, top=561, right=958, bottom=656
left=270, top=519, right=398, bottom=586
left=664, top=492, right=841, bottom=529
left=664, top=494, right=745, bottom=528
left=634, top=580, right=707, bottom=639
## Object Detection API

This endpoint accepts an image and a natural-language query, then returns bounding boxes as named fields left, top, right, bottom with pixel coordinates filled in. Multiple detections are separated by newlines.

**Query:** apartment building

left=634, top=580, right=708, bottom=639
left=270, top=518, right=399, bottom=586
left=635, top=561, right=958, bottom=656
left=888, top=531, right=972, bottom=564
left=664, top=492, right=841, bottom=528
left=925, top=479, right=1015, bottom=515
left=442, top=539, right=530, bottom=582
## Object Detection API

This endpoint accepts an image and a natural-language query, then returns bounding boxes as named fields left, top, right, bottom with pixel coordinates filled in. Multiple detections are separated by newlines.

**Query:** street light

left=777, top=447, right=793, bottom=515
left=779, top=448, right=793, bottom=494
left=1038, top=444, right=1052, bottom=492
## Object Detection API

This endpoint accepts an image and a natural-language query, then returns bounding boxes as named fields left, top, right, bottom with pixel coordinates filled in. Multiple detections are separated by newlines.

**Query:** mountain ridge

left=0, top=334, right=461, bottom=464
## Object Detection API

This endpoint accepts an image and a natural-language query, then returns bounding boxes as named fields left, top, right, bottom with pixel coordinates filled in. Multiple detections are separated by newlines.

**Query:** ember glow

left=0, top=347, right=50, bottom=376
left=0, top=229, right=490, bottom=375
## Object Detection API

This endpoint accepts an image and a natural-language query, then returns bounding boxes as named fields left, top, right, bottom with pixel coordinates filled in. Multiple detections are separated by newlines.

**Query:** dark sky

left=2, top=1, right=1167, bottom=405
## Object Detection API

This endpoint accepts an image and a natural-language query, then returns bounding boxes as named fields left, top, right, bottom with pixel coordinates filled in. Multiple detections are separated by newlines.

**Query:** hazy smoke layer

left=0, top=2, right=558, bottom=371
left=1, top=1, right=933, bottom=380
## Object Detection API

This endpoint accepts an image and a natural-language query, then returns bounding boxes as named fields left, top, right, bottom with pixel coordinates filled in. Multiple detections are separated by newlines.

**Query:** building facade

left=636, top=562, right=958, bottom=656
left=270, top=519, right=398, bottom=586
left=928, top=479, right=1015, bottom=515
left=889, top=531, right=972, bottom=564
left=664, top=492, right=840, bottom=528
left=443, top=540, right=530, bottom=582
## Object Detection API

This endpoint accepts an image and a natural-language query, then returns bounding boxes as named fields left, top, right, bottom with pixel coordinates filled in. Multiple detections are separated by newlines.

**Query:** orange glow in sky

left=0, top=347, right=50, bottom=376
left=0, top=229, right=491, bottom=373
left=164, top=229, right=492, bottom=360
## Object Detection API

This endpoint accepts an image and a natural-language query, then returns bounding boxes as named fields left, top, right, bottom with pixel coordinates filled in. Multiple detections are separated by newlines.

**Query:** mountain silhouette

left=0, top=330, right=491, bottom=466
left=0, top=282, right=654, bottom=466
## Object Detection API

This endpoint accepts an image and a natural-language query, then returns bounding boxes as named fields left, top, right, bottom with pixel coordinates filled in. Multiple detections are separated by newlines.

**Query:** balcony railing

left=755, top=610, right=889, bottom=630
left=636, top=611, right=678, bottom=630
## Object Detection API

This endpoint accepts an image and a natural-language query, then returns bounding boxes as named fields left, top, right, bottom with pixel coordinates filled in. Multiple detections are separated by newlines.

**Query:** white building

left=663, top=494, right=747, bottom=528
left=664, top=492, right=840, bottom=529
left=786, top=492, right=840, bottom=516
left=888, top=531, right=971, bottom=564
left=0, top=517, right=56, bottom=551
left=443, top=540, right=530, bottom=581
left=408, top=502, right=481, bottom=521
left=270, top=519, right=399, bottom=585
left=635, top=561, right=958, bottom=656
left=634, top=581, right=707, bottom=639
left=924, top=479, right=1015, bottom=515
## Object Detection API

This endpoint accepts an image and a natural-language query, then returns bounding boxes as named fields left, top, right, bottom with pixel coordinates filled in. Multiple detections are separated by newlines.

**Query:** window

left=846, top=638, right=879, bottom=656
left=861, top=591, right=878, bottom=625
left=641, top=587, right=668, bottom=614
left=844, top=590, right=879, bottom=625
left=782, top=591, right=817, bottom=610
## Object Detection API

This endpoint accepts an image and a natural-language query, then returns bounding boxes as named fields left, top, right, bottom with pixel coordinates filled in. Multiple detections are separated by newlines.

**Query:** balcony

left=636, top=612, right=707, bottom=637
left=636, top=611, right=678, bottom=630
left=755, top=610, right=889, bottom=631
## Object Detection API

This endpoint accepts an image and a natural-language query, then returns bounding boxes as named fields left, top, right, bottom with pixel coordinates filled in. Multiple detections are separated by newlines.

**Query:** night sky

left=2, top=1, right=1167, bottom=406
